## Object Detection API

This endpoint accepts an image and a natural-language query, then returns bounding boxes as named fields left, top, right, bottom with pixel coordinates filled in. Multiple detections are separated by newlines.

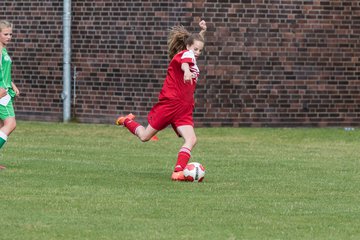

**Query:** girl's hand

left=11, top=83, right=20, bottom=96
left=199, top=20, right=207, bottom=31
left=14, top=87, right=20, bottom=96
left=0, top=88, right=6, bottom=98
left=183, top=71, right=194, bottom=85
left=182, top=62, right=194, bottom=85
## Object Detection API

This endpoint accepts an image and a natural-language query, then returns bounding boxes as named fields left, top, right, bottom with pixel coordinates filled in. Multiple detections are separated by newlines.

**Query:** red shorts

left=148, top=99, right=194, bottom=134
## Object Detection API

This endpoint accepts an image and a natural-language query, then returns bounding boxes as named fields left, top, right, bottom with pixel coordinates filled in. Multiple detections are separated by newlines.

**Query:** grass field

left=0, top=121, right=359, bottom=240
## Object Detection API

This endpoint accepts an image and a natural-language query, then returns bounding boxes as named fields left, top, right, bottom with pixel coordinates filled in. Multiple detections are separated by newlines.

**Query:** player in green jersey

left=0, top=20, right=20, bottom=170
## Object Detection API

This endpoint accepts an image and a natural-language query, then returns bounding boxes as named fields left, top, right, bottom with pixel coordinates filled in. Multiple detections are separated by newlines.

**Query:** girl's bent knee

left=185, top=136, right=197, bottom=148
left=139, top=135, right=151, bottom=142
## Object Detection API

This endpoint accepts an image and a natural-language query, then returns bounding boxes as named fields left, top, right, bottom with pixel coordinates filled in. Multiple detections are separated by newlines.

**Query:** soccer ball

left=183, top=162, right=205, bottom=182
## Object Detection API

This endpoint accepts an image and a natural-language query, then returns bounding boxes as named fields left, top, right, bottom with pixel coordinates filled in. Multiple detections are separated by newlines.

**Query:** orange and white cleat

left=0, top=165, right=6, bottom=170
left=115, top=113, right=135, bottom=126
left=171, top=171, right=186, bottom=181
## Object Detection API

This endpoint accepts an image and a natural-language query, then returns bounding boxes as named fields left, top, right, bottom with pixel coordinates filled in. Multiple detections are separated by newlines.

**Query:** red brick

left=2, top=0, right=359, bottom=127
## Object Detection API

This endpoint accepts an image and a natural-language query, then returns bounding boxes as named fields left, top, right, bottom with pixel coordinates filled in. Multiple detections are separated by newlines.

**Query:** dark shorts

left=148, top=100, right=194, bottom=134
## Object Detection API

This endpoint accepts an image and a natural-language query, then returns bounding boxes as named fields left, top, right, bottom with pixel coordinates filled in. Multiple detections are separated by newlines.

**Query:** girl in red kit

left=116, top=20, right=207, bottom=181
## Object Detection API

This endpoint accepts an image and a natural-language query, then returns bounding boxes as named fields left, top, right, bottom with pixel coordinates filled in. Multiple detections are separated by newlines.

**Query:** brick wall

left=2, top=0, right=359, bottom=127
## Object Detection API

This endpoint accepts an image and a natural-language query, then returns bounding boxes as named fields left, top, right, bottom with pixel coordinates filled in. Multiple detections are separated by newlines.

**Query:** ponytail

left=167, top=25, right=191, bottom=60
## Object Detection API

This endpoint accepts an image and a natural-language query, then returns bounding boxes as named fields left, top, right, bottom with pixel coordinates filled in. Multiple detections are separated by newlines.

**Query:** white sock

left=0, top=131, right=7, bottom=141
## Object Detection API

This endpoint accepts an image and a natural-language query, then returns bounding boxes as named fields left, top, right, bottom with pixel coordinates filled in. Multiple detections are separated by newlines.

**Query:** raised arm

left=199, top=20, right=207, bottom=39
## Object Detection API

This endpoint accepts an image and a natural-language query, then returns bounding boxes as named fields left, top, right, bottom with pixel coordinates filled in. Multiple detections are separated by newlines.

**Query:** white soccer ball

left=183, top=162, right=205, bottom=182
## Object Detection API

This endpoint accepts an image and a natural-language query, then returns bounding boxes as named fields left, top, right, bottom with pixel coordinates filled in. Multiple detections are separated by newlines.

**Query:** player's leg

left=171, top=125, right=197, bottom=181
left=133, top=124, right=158, bottom=142
left=0, top=117, right=16, bottom=170
left=0, top=120, right=6, bottom=169
left=0, top=117, right=16, bottom=149
left=117, top=113, right=159, bottom=142
left=0, top=100, right=17, bottom=150
left=174, top=125, right=197, bottom=171
left=0, top=117, right=16, bottom=136
left=177, top=125, right=197, bottom=150
left=0, top=104, right=16, bottom=170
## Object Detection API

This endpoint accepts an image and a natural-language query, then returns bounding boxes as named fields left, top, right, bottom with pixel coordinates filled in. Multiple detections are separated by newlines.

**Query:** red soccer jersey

left=158, top=49, right=200, bottom=105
